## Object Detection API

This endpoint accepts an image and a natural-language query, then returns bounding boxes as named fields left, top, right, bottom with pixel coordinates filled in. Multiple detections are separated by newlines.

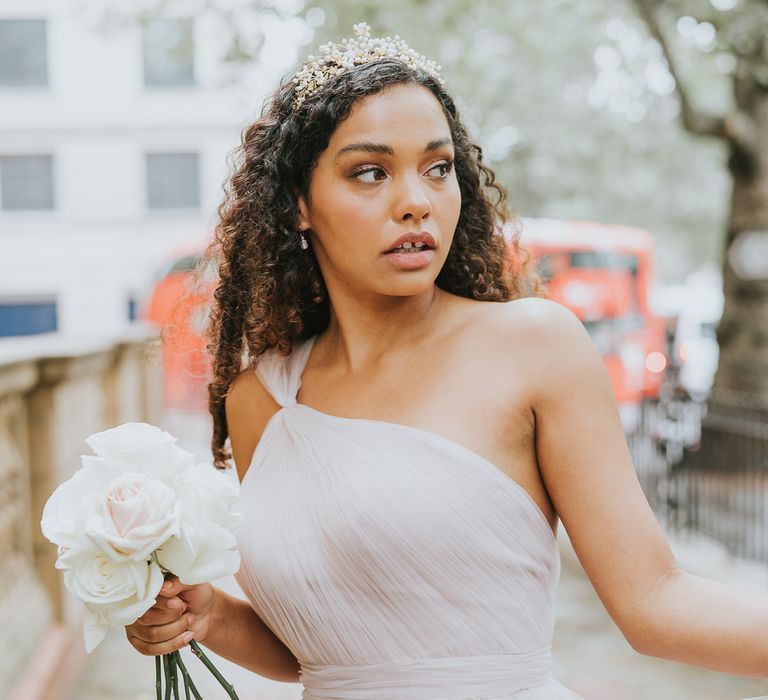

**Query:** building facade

left=0, top=0, right=305, bottom=337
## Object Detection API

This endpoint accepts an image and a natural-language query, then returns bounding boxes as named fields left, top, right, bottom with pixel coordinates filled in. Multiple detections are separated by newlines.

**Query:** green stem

left=162, top=654, right=172, bottom=700
left=155, top=655, right=162, bottom=700
left=169, top=652, right=180, bottom=700
left=173, top=651, right=197, bottom=700
left=189, top=640, right=239, bottom=699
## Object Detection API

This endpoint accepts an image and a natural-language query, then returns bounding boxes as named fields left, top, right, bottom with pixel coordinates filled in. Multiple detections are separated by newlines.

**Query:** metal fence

left=628, top=393, right=768, bottom=565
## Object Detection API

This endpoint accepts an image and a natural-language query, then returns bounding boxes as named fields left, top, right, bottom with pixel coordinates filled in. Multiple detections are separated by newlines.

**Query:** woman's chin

left=376, top=276, right=439, bottom=299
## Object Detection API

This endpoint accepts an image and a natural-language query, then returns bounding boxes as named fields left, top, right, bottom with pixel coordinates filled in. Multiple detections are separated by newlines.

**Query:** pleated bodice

left=234, top=335, right=582, bottom=699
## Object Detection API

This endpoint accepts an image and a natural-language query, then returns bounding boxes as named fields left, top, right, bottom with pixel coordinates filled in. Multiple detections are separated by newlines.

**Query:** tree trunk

left=711, top=93, right=768, bottom=408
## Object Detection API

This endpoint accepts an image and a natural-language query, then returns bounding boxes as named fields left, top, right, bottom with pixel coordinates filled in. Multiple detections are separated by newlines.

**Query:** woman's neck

left=317, top=286, right=448, bottom=372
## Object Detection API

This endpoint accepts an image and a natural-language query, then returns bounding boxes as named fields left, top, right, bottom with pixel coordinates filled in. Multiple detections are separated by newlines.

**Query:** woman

left=126, top=23, right=768, bottom=698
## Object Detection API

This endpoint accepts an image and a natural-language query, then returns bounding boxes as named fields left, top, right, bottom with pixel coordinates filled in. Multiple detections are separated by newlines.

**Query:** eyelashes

left=349, top=167, right=385, bottom=183
left=350, top=159, right=455, bottom=184
left=429, top=160, right=454, bottom=178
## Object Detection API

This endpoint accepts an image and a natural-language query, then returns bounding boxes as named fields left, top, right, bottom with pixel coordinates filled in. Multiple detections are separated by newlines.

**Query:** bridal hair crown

left=291, top=22, right=444, bottom=111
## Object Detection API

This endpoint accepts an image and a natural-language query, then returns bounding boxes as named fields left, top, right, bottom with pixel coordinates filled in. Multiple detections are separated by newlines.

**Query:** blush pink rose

left=85, top=473, right=181, bottom=562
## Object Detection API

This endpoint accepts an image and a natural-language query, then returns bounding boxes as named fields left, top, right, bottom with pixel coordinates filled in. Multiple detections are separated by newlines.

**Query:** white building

left=0, top=0, right=308, bottom=337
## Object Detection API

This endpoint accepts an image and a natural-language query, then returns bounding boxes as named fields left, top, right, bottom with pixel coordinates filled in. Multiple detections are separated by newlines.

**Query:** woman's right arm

left=202, top=584, right=301, bottom=681
left=125, top=578, right=300, bottom=682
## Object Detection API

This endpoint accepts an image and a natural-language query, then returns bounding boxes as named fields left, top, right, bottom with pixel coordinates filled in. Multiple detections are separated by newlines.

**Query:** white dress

left=234, top=335, right=583, bottom=699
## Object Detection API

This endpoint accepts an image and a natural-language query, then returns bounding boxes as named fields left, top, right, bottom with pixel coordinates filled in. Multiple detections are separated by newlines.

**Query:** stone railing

left=0, top=324, right=164, bottom=700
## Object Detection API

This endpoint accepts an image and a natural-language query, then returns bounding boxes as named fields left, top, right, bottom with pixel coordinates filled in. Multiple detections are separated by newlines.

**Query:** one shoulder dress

left=234, top=335, right=583, bottom=699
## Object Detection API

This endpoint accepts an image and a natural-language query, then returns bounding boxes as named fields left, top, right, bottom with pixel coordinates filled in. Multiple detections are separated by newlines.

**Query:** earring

left=299, top=230, right=309, bottom=250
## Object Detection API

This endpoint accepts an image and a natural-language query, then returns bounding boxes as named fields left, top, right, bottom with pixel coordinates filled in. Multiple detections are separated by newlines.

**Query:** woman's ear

left=295, top=189, right=311, bottom=232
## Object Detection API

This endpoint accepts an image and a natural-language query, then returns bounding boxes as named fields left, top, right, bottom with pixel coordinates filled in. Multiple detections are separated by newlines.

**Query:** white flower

left=85, top=421, right=174, bottom=459
left=85, top=473, right=181, bottom=562
left=156, top=465, right=244, bottom=584
left=41, top=423, right=196, bottom=562
left=173, top=463, right=242, bottom=527
left=157, top=519, right=240, bottom=585
left=85, top=422, right=196, bottom=484
left=41, top=462, right=117, bottom=559
left=64, top=549, right=164, bottom=652
left=40, top=420, right=244, bottom=654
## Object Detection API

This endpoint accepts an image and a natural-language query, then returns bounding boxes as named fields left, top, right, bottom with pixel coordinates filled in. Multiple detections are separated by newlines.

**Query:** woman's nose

left=393, top=175, right=431, bottom=223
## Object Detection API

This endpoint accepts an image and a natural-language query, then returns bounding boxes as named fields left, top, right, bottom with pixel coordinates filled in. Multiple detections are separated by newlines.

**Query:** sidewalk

left=552, top=527, right=768, bottom=699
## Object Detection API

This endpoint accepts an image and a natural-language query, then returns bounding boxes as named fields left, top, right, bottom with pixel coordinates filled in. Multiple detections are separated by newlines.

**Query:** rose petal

left=157, top=520, right=239, bottom=584
left=82, top=607, right=108, bottom=653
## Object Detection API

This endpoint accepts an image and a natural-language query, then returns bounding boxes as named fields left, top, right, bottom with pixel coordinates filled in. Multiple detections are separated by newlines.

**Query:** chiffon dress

left=234, top=335, right=583, bottom=699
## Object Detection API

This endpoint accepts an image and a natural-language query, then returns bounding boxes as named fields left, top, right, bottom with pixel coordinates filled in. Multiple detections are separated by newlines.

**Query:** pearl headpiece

left=291, top=22, right=444, bottom=111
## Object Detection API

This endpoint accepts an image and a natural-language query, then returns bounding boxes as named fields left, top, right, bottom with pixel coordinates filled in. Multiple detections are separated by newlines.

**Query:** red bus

left=139, top=239, right=215, bottom=412
left=509, top=217, right=667, bottom=430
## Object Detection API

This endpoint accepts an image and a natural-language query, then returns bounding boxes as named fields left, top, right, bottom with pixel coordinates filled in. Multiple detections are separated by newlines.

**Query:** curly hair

left=196, top=57, right=542, bottom=469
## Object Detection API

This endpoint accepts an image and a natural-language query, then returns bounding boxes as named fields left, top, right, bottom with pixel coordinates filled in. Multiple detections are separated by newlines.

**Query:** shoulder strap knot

left=254, top=336, right=316, bottom=407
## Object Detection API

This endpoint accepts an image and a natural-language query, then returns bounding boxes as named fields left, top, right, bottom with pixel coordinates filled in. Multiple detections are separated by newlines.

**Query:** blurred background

left=1, top=0, right=767, bottom=698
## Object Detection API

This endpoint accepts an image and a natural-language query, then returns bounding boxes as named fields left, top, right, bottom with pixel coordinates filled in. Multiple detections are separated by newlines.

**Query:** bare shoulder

left=457, top=296, right=609, bottom=432
left=469, top=296, right=592, bottom=367
left=479, top=295, right=585, bottom=338
left=225, top=367, right=281, bottom=483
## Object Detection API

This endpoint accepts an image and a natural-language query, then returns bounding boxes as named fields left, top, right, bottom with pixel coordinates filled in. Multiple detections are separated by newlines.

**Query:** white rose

left=41, top=422, right=196, bottom=562
left=84, top=422, right=196, bottom=484
left=41, top=460, right=119, bottom=560
left=64, top=550, right=164, bottom=652
left=85, top=473, right=181, bottom=562
left=85, top=421, right=175, bottom=459
left=156, top=465, right=243, bottom=584
left=156, top=519, right=240, bottom=585
left=172, top=463, right=243, bottom=529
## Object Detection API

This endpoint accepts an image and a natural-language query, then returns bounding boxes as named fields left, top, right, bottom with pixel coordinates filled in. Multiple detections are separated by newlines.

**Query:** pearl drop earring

left=299, top=231, right=309, bottom=250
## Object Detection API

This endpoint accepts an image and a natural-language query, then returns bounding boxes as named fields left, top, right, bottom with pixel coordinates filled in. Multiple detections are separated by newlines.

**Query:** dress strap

left=253, top=335, right=317, bottom=407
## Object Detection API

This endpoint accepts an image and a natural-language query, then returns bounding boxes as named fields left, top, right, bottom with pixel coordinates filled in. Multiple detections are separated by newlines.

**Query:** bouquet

left=40, top=421, right=244, bottom=699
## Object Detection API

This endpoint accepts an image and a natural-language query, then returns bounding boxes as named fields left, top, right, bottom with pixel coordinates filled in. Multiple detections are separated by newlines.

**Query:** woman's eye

left=428, top=160, right=454, bottom=178
left=352, top=167, right=387, bottom=183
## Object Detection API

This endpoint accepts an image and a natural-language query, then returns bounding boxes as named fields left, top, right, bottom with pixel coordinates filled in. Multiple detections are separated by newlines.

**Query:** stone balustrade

left=0, top=324, right=164, bottom=700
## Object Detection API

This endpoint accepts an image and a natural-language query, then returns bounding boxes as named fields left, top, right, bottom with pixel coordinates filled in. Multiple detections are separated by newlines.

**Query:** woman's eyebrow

left=336, top=142, right=394, bottom=160
left=334, top=137, right=453, bottom=162
left=424, top=137, right=453, bottom=152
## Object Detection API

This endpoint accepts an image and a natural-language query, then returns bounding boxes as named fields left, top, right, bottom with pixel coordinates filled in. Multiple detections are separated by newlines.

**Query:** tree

left=633, top=0, right=768, bottom=404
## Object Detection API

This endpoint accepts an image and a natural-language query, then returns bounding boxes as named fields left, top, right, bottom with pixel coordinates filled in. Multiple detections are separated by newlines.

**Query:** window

left=570, top=251, right=639, bottom=273
left=143, top=18, right=195, bottom=87
left=0, top=155, right=54, bottom=210
left=0, top=19, right=48, bottom=87
left=0, top=295, right=57, bottom=337
left=146, top=153, right=199, bottom=209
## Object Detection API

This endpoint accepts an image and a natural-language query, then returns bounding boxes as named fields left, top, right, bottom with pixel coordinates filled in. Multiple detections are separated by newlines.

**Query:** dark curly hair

left=196, top=56, right=542, bottom=469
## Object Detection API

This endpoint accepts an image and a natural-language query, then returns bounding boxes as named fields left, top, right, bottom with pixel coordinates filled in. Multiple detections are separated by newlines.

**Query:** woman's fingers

left=126, top=580, right=200, bottom=655
left=136, top=596, right=187, bottom=626
left=157, top=576, right=194, bottom=598
left=126, top=627, right=194, bottom=656
left=160, top=595, right=187, bottom=613
left=138, top=604, right=182, bottom=626
left=126, top=614, right=195, bottom=656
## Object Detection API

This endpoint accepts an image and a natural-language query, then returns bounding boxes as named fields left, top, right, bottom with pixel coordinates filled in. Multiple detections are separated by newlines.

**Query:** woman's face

left=297, top=82, right=462, bottom=300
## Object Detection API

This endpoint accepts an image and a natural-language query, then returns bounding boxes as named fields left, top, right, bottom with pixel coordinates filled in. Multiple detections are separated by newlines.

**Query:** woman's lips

left=383, top=248, right=436, bottom=269
left=383, top=231, right=437, bottom=252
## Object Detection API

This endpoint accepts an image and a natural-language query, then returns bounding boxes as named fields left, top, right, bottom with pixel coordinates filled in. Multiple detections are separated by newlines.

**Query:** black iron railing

left=627, top=393, right=768, bottom=565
